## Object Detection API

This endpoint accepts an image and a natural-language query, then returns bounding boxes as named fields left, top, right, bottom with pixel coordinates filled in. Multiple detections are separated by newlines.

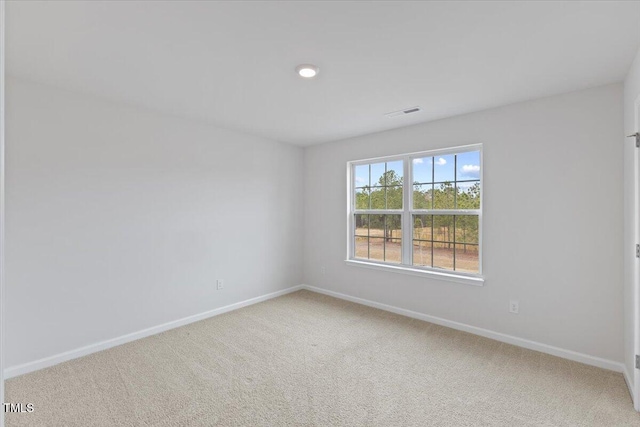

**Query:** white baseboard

left=4, top=285, right=304, bottom=379
left=624, top=366, right=635, bottom=404
left=301, top=285, right=625, bottom=373
left=5, top=283, right=626, bottom=380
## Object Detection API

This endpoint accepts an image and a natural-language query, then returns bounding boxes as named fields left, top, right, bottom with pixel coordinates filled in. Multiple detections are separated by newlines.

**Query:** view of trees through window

left=352, top=149, right=481, bottom=275
left=412, top=214, right=479, bottom=273
left=354, top=214, right=402, bottom=263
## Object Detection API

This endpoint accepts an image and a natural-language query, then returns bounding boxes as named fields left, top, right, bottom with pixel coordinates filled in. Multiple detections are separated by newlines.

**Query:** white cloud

left=435, top=157, right=447, bottom=166
left=412, top=158, right=423, bottom=164
left=355, top=177, right=366, bottom=185
left=457, top=181, right=474, bottom=190
left=461, top=164, right=480, bottom=178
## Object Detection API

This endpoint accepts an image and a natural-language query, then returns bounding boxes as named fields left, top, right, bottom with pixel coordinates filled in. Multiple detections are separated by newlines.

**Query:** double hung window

left=348, top=145, right=482, bottom=280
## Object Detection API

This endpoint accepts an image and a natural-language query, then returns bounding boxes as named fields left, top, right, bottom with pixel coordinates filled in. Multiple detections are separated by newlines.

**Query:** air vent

left=385, top=106, right=422, bottom=118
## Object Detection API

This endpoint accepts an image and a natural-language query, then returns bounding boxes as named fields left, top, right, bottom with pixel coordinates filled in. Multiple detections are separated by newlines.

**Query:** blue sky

left=355, top=151, right=480, bottom=188
left=355, top=160, right=402, bottom=187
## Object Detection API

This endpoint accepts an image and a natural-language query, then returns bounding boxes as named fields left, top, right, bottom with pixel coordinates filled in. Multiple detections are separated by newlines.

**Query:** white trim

left=410, top=209, right=481, bottom=215
left=302, top=285, right=624, bottom=373
left=347, top=144, right=483, bottom=279
left=625, top=366, right=635, bottom=404
left=633, top=93, right=640, bottom=411
left=478, top=148, right=484, bottom=272
left=347, top=143, right=483, bottom=166
left=401, top=157, right=411, bottom=264
left=5, top=283, right=624, bottom=381
left=0, top=1, right=5, bottom=425
left=347, top=162, right=354, bottom=259
left=353, top=209, right=403, bottom=215
left=345, top=259, right=484, bottom=286
left=4, top=285, right=304, bottom=379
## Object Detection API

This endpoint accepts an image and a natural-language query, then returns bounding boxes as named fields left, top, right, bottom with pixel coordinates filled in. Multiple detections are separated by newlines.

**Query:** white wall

left=304, top=84, right=624, bottom=363
left=624, top=46, right=640, bottom=393
left=4, top=76, right=627, bottom=373
left=0, top=1, right=6, bottom=424
left=5, top=77, right=304, bottom=368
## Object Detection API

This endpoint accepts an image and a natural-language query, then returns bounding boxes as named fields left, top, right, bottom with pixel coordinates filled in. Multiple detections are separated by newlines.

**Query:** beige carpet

left=5, top=290, right=640, bottom=426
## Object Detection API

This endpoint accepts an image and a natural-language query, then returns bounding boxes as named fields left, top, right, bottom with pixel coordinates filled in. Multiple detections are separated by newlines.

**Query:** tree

left=455, top=182, right=480, bottom=252
left=457, top=182, right=480, bottom=210
left=413, top=184, right=432, bottom=209
left=369, top=170, right=403, bottom=241
left=433, top=182, right=455, bottom=210
left=355, top=186, right=371, bottom=209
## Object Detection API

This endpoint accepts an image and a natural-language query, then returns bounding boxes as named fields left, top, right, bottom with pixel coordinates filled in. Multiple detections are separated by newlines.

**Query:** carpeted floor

left=5, top=289, right=640, bottom=426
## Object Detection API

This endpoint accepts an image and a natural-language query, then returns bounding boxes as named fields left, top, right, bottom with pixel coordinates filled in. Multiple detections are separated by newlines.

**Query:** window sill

left=344, top=259, right=485, bottom=286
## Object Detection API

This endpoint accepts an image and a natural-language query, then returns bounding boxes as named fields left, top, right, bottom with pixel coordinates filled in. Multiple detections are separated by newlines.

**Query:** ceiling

left=6, top=1, right=640, bottom=146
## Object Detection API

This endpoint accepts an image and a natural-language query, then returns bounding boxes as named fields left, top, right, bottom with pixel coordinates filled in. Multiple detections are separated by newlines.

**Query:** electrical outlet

left=509, top=300, right=519, bottom=314
left=216, top=280, right=224, bottom=290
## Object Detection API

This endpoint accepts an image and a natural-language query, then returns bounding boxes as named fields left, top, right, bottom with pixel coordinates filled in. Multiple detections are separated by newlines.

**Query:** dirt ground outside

left=355, top=228, right=479, bottom=273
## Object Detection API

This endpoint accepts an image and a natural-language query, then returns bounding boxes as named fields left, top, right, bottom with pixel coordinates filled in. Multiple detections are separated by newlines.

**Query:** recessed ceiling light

left=296, top=64, right=319, bottom=78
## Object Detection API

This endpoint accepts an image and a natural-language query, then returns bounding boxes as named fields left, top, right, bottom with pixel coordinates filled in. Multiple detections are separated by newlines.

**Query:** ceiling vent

left=385, top=106, right=422, bottom=118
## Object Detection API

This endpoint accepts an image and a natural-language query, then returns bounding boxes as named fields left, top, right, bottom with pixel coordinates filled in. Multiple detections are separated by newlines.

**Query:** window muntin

left=411, top=214, right=479, bottom=273
left=354, top=214, right=402, bottom=264
left=354, top=161, right=404, bottom=210
left=350, top=146, right=482, bottom=277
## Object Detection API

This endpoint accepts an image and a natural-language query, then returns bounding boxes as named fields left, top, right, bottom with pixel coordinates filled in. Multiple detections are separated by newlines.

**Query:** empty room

left=3, top=0, right=640, bottom=425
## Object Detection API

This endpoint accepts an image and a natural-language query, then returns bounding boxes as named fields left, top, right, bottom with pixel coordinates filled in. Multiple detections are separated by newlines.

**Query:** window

left=348, top=145, right=482, bottom=281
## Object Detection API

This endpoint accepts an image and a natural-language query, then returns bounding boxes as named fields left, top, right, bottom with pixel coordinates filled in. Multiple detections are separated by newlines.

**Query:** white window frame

left=346, top=144, right=484, bottom=286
